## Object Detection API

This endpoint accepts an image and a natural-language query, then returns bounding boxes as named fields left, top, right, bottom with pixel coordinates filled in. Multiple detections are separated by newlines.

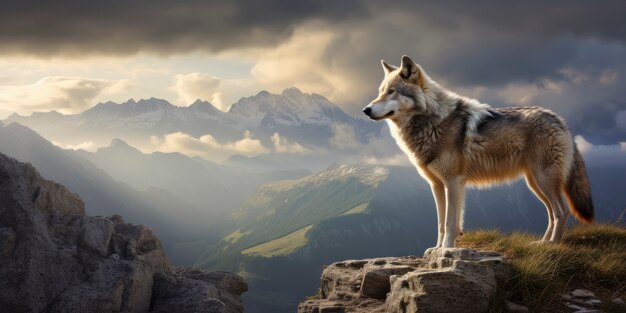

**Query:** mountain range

left=5, top=88, right=382, bottom=165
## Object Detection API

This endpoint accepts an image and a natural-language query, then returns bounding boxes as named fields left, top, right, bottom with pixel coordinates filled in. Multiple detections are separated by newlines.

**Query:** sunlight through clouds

left=250, top=25, right=350, bottom=104
left=51, top=140, right=98, bottom=152
left=0, top=76, right=130, bottom=115
left=150, top=130, right=269, bottom=162
left=172, top=73, right=221, bottom=106
left=271, top=132, right=312, bottom=154
left=171, top=72, right=258, bottom=111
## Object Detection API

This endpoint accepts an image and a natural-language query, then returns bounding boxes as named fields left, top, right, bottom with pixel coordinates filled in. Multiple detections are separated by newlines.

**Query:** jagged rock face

left=0, top=153, right=246, bottom=313
left=298, top=248, right=512, bottom=313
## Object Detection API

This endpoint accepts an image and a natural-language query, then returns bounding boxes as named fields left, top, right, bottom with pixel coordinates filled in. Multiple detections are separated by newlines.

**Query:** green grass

left=340, top=203, right=369, bottom=216
left=224, top=229, right=252, bottom=245
left=458, top=223, right=626, bottom=313
left=241, top=225, right=313, bottom=257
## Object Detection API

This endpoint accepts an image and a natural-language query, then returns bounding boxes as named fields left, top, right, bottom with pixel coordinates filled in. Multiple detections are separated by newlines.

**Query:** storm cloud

left=2, top=0, right=625, bottom=142
left=3, top=1, right=625, bottom=57
left=0, top=0, right=369, bottom=56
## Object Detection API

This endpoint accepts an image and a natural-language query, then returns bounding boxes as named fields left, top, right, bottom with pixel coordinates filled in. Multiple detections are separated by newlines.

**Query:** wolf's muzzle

left=363, top=107, right=372, bottom=116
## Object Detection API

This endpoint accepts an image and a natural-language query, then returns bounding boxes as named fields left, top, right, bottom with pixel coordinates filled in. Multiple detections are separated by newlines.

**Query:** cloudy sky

left=1, top=0, right=625, bottom=147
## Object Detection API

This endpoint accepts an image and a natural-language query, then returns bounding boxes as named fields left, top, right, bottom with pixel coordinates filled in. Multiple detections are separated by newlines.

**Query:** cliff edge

left=0, top=153, right=247, bottom=313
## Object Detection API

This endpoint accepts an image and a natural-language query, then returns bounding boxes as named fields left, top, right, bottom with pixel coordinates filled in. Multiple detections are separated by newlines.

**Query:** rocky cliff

left=0, top=153, right=246, bottom=313
left=298, top=248, right=515, bottom=313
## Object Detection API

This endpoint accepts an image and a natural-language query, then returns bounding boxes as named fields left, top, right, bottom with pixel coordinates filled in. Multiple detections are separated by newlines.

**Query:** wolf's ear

left=381, top=60, right=396, bottom=74
left=400, top=55, right=426, bottom=89
left=400, top=55, right=419, bottom=79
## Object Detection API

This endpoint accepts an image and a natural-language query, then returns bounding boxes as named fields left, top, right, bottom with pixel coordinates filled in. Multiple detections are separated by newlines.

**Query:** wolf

left=363, top=55, right=594, bottom=249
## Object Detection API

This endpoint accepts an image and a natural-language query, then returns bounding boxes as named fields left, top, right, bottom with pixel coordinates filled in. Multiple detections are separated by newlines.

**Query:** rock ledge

left=298, top=248, right=513, bottom=313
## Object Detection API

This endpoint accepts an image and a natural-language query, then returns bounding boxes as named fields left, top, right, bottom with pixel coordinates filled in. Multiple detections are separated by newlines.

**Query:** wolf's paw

left=529, top=240, right=548, bottom=245
left=423, top=247, right=440, bottom=257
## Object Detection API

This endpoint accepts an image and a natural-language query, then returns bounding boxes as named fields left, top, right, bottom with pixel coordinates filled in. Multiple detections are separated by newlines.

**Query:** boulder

left=299, top=257, right=424, bottom=313
left=505, top=300, right=529, bottom=313
left=571, top=289, right=595, bottom=299
left=385, top=259, right=497, bottom=313
left=80, top=216, right=114, bottom=257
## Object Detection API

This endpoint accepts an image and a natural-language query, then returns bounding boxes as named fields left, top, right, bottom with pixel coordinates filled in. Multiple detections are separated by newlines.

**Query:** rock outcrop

left=0, top=153, right=246, bottom=313
left=561, top=288, right=622, bottom=312
left=299, top=248, right=513, bottom=313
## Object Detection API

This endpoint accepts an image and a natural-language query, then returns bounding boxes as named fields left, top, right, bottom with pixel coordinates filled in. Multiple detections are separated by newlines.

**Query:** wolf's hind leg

left=456, top=199, right=465, bottom=237
left=525, top=172, right=554, bottom=242
left=533, top=171, right=569, bottom=242
left=549, top=195, right=569, bottom=242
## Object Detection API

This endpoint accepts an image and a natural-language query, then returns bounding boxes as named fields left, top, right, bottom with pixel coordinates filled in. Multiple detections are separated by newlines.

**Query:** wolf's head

left=363, top=55, right=438, bottom=123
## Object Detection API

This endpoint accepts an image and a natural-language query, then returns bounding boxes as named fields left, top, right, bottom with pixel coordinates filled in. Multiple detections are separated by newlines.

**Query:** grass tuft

left=458, top=223, right=626, bottom=312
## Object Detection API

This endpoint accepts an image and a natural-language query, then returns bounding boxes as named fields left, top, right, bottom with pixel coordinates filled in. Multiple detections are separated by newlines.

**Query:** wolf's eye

left=388, top=89, right=395, bottom=95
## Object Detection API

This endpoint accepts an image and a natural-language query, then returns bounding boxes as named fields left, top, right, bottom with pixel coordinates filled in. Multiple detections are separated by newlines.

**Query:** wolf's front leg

left=442, top=177, right=465, bottom=248
left=431, top=182, right=446, bottom=248
left=424, top=182, right=446, bottom=256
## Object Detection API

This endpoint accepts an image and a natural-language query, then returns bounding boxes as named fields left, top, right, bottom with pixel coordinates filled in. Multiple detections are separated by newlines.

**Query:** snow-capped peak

left=227, top=88, right=346, bottom=125
left=188, top=99, right=222, bottom=114
left=109, top=138, right=131, bottom=148
left=269, top=163, right=389, bottom=189
left=281, top=87, right=305, bottom=99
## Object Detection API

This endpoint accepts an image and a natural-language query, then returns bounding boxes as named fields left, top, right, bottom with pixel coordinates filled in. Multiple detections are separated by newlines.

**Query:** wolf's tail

left=563, top=146, right=594, bottom=223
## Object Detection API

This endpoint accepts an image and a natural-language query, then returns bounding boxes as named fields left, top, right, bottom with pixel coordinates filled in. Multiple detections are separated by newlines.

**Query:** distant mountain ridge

left=4, top=88, right=381, bottom=154
left=76, top=137, right=309, bottom=216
